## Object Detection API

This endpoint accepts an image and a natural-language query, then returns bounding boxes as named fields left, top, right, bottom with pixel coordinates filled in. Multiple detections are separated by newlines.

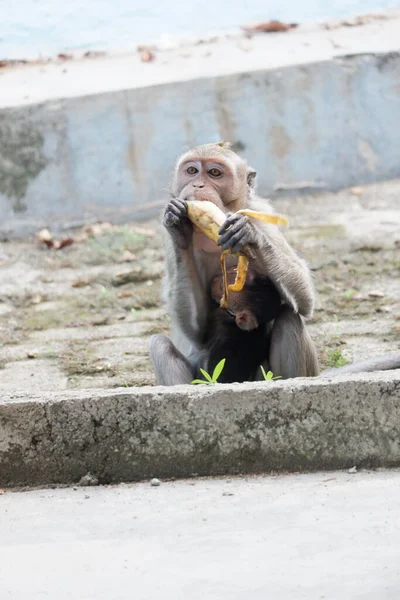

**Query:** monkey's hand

left=218, top=213, right=261, bottom=254
left=163, top=198, right=193, bottom=249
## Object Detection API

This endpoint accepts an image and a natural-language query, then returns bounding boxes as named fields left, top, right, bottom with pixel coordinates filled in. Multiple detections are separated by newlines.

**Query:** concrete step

left=1, top=11, right=400, bottom=236
left=1, top=370, right=400, bottom=487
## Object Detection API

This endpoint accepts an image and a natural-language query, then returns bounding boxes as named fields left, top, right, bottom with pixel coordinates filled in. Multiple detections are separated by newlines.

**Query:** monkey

left=149, top=142, right=400, bottom=385
left=210, top=267, right=282, bottom=332
left=210, top=270, right=400, bottom=379
left=205, top=269, right=283, bottom=383
left=149, top=142, right=320, bottom=385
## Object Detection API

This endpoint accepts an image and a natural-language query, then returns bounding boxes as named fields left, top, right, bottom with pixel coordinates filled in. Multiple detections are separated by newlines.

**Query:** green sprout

left=191, top=358, right=226, bottom=384
left=260, top=365, right=282, bottom=381
left=191, top=359, right=282, bottom=384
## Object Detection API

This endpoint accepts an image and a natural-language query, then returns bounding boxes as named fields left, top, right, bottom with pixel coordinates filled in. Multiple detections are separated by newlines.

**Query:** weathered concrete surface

left=1, top=470, right=400, bottom=600
left=1, top=371, right=400, bottom=487
left=1, top=13, right=400, bottom=235
left=1, top=178, right=398, bottom=393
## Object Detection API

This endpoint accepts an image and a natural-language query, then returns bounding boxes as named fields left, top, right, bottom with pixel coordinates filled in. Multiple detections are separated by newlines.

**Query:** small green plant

left=191, top=359, right=282, bottom=385
left=260, top=365, right=282, bottom=381
left=192, top=358, right=226, bottom=384
left=327, top=348, right=349, bottom=368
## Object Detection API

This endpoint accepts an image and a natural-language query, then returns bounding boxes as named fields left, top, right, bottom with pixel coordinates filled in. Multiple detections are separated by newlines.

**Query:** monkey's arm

left=218, top=204, right=315, bottom=318
left=163, top=200, right=209, bottom=344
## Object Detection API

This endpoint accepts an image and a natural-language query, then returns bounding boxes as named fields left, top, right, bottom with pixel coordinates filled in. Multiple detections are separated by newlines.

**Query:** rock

left=348, top=466, right=357, bottom=474
left=150, top=478, right=161, bottom=487
left=368, top=290, right=385, bottom=298
left=78, top=473, right=99, bottom=487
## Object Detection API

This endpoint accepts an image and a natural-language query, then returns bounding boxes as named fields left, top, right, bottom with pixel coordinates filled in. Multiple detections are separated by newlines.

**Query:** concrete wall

left=1, top=52, right=400, bottom=236
left=1, top=371, right=400, bottom=487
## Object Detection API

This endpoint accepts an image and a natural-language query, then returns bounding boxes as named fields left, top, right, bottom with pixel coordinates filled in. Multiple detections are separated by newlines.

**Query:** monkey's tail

left=320, top=352, right=400, bottom=376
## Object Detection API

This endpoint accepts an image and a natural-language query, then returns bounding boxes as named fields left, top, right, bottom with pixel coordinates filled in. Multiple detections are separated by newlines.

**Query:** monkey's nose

left=193, top=182, right=205, bottom=188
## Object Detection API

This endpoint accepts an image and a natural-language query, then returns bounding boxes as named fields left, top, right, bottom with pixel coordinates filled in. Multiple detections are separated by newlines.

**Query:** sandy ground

left=0, top=179, right=398, bottom=391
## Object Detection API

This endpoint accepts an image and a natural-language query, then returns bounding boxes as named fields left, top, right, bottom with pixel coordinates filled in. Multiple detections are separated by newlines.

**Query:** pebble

left=368, top=290, right=385, bottom=298
left=78, top=473, right=99, bottom=487
left=348, top=466, right=357, bottom=474
left=150, top=478, right=161, bottom=487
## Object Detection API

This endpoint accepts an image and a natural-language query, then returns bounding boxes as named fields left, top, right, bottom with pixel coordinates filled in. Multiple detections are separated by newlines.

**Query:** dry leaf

left=117, top=250, right=137, bottom=263
left=37, top=228, right=53, bottom=247
left=350, top=186, right=364, bottom=196
left=242, top=20, right=298, bottom=33
left=112, top=268, right=150, bottom=286
left=72, top=279, right=91, bottom=288
left=84, top=222, right=114, bottom=237
left=140, top=49, right=155, bottom=62
left=53, top=237, right=75, bottom=250
left=118, top=291, right=133, bottom=298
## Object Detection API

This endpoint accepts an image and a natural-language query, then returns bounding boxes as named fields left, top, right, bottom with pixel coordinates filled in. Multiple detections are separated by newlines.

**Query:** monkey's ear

left=247, top=170, right=257, bottom=188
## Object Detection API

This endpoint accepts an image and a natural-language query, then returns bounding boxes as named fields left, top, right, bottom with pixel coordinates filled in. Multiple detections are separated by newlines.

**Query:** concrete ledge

left=1, top=13, right=400, bottom=236
left=1, top=371, right=400, bottom=487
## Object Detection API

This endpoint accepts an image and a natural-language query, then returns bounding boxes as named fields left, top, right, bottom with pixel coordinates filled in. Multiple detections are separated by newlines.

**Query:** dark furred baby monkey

left=207, top=269, right=283, bottom=383
left=210, top=268, right=281, bottom=332
left=149, top=142, right=400, bottom=385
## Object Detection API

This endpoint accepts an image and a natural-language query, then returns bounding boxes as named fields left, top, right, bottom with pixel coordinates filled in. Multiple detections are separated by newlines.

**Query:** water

left=1, top=0, right=399, bottom=59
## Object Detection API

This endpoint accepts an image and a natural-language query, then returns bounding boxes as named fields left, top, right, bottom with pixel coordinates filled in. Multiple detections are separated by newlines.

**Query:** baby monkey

left=210, top=267, right=282, bottom=331
left=206, top=268, right=283, bottom=383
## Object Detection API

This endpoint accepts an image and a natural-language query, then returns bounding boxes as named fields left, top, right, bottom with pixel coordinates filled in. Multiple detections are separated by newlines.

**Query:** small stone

left=222, top=492, right=234, bottom=497
left=37, top=228, right=53, bottom=245
left=375, top=306, right=392, bottom=314
left=150, top=478, right=161, bottom=487
left=368, top=290, right=385, bottom=298
left=78, top=473, right=99, bottom=487
left=348, top=466, right=357, bottom=474
left=26, top=352, right=36, bottom=359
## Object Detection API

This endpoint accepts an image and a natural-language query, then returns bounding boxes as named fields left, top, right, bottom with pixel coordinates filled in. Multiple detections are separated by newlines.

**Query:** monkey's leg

left=149, top=334, right=194, bottom=385
left=269, top=306, right=319, bottom=378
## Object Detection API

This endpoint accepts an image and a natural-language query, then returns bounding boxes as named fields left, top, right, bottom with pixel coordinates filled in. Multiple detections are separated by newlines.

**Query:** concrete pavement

left=1, top=470, right=400, bottom=599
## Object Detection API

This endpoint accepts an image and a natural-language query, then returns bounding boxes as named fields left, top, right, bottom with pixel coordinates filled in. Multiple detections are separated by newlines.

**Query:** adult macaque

left=150, top=143, right=400, bottom=384
left=149, top=142, right=319, bottom=384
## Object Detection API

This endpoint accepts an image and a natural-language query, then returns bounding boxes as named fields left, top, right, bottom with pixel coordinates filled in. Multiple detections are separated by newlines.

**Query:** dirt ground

left=0, top=180, right=398, bottom=391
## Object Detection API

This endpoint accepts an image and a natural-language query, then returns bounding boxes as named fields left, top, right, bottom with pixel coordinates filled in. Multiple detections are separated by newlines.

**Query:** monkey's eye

left=208, top=168, right=223, bottom=178
left=186, top=166, right=198, bottom=175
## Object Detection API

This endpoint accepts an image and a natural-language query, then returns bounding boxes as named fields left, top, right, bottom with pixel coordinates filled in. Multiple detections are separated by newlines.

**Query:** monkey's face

left=176, top=158, right=236, bottom=210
